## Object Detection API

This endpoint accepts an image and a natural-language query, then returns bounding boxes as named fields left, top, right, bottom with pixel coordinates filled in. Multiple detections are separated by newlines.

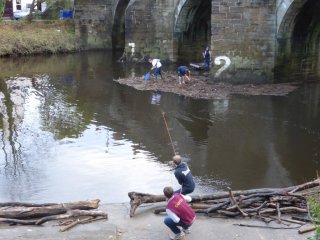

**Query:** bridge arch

left=276, top=0, right=320, bottom=81
left=277, top=0, right=308, bottom=39
left=173, top=0, right=211, bottom=62
left=112, top=0, right=131, bottom=51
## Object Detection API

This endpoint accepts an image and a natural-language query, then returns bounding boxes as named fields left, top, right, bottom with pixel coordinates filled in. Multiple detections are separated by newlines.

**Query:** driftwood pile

left=129, top=178, right=320, bottom=234
left=0, top=199, right=107, bottom=232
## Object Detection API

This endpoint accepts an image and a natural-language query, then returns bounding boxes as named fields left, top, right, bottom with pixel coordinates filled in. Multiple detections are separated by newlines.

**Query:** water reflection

left=0, top=52, right=320, bottom=203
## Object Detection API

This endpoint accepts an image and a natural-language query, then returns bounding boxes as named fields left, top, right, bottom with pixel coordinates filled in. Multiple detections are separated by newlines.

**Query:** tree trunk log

left=0, top=218, right=37, bottom=225
left=0, top=199, right=100, bottom=219
left=128, top=178, right=320, bottom=217
left=298, top=224, right=317, bottom=234
left=128, top=192, right=165, bottom=217
left=35, top=210, right=108, bottom=225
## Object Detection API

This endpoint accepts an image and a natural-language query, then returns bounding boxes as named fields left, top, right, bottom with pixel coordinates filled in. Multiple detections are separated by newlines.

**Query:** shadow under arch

left=173, top=0, right=211, bottom=63
left=276, top=0, right=320, bottom=82
left=112, top=0, right=131, bottom=52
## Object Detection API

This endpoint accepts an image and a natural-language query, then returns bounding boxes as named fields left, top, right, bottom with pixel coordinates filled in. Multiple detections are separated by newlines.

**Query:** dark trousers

left=154, top=67, right=162, bottom=79
left=174, top=186, right=194, bottom=195
left=204, top=59, right=210, bottom=68
left=164, top=217, right=192, bottom=234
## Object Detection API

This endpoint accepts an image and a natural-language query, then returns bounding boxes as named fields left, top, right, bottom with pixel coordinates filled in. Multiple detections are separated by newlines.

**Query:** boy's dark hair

left=163, top=186, right=174, bottom=198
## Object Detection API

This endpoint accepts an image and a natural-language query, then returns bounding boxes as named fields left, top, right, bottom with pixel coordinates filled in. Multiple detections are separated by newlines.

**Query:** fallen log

left=60, top=218, right=86, bottom=232
left=206, top=201, right=230, bottom=214
left=59, top=216, right=106, bottom=232
left=262, top=215, right=306, bottom=225
left=228, top=187, right=248, bottom=217
left=0, top=202, right=56, bottom=207
left=234, top=223, right=300, bottom=230
left=0, top=199, right=100, bottom=219
left=128, top=192, right=165, bottom=217
left=292, top=215, right=318, bottom=223
left=298, top=224, right=317, bottom=234
left=128, top=178, right=320, bottom=218
left=0, top=218, right=37, bottom=225
left=35, top=210, right=108, bottom=225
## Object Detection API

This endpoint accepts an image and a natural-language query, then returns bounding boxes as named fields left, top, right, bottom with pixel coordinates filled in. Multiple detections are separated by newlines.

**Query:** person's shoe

left=182, top=228, right=191, bottom=234
left=170, top=231, right=185, bottom=240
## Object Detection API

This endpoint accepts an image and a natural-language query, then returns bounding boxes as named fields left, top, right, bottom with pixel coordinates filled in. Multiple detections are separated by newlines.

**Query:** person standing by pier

left=203, top=46, right=211, bottom=69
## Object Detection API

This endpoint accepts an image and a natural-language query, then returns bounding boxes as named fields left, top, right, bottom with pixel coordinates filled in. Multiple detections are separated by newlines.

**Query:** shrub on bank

left=0, top=20, right=80, bottom=57
left=308, top=194, right=320, bottom=240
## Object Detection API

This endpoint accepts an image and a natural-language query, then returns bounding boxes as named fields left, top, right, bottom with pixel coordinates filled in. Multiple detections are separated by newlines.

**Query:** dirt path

left=114, top=72, right=300, bottom=99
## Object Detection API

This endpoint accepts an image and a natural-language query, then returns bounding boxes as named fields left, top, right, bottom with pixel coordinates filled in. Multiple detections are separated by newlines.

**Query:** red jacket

left=166, top=194, right=195, bottom=224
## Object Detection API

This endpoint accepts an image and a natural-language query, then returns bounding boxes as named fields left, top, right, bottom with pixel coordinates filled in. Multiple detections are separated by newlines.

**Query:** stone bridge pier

left=74, top=0, right=320, bottom=83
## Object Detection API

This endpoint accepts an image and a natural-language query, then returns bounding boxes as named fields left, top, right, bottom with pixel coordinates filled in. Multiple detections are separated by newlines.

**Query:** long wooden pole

left=162, top=112, right=176, bottom=155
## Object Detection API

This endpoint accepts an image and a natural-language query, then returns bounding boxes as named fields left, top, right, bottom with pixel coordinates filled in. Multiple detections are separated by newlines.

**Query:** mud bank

left=114, top=72, right=300, bottom=99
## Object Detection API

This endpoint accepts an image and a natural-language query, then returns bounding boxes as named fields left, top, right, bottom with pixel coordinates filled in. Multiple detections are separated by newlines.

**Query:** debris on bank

left=113, top=72, right=299, bottom=99
left=128, top=178, right=320, bottom=235
left=0, top=199, right=107, bottom=232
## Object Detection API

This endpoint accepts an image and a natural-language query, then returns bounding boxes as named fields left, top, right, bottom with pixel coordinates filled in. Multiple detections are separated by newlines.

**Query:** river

left=0, top=51, right=319, bottom=203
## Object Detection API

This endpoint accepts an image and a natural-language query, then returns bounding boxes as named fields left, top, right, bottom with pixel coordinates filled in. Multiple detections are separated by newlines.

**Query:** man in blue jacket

left=172, top=155, right=195, bottom=195
left=177, top=66, right=191, bottom=85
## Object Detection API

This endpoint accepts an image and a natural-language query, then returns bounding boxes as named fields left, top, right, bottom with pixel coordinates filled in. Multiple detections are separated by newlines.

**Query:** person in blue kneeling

left=177, top=66, right=191, bottom=85
left=171, top=155, right=195, bottom=195
left=163, top=186, right=195, bottom=240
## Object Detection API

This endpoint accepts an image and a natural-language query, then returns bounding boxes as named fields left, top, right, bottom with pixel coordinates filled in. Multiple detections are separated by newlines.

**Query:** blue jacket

left=174, top=162, right=195, bottom=194
left=178, top=66, right=189, bottom=76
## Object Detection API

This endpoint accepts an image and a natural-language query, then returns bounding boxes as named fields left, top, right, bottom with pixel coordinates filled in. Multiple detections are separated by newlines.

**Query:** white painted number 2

left=214, top=56, right=231, bottom=77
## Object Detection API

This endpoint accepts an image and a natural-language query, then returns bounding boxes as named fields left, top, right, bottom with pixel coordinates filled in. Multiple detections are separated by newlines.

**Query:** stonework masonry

left=125, top=0, right=177, bottom=61
left=74, top=0, right=113, bottom=50
left=210, top=0, right=277, bottom=83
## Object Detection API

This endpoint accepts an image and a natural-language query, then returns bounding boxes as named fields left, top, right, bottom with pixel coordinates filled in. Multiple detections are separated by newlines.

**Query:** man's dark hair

left=163, top=186, right=174, bottom=198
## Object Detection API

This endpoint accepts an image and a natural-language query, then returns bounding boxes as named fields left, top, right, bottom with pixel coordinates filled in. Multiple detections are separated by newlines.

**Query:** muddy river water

left=0, top=51, right=320, bottom=203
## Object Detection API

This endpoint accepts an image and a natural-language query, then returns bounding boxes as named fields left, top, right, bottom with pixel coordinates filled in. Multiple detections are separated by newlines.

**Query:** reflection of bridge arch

left=276, top=0, right=320, bottom=81
left=173, top=0, right=211, bottom=62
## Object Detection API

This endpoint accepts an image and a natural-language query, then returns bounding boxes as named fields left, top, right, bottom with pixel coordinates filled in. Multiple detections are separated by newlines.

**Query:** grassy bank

left=0, top=20, right=80, bottom=57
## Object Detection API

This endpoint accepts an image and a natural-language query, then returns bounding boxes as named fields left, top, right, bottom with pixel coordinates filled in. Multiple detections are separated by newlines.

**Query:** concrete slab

left=0, top=203, right=315, bottom=240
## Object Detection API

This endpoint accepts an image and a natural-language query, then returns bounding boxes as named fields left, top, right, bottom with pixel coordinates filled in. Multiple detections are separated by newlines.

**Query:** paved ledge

left=0, top=203, right=314, bottom=240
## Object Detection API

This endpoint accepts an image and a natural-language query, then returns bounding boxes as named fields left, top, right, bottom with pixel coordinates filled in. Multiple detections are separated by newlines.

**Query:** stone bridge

left=74, top=0, right=320, bottom=83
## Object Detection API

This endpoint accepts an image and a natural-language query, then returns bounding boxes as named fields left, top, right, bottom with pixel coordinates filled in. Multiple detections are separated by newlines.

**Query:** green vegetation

left=0, top=21, right=80, bottom=57
left=0, top=0, right=5, bottom=19
left=308, top=194, right=320, bottom=240
left=33, top=0, right=74, bottom=20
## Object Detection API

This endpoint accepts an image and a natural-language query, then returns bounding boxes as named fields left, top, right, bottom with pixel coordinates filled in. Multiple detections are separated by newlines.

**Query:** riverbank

left=0, top=203, right=313, bottom=240
left=0, top=20, right=79, bottom=57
